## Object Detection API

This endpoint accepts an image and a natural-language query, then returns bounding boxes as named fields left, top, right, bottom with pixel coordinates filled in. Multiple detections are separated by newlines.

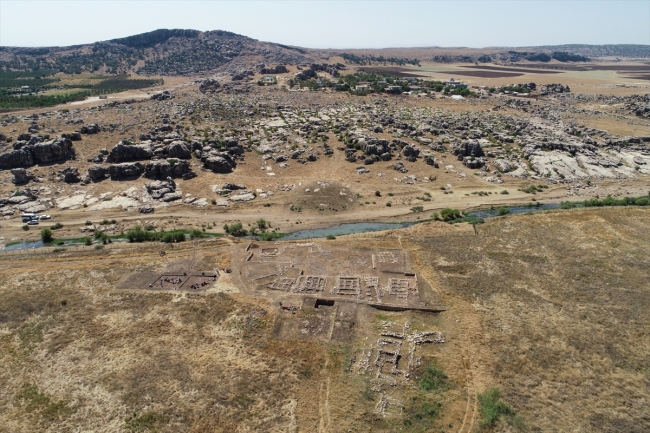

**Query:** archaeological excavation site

left=1, top=10, right=650, bottom=433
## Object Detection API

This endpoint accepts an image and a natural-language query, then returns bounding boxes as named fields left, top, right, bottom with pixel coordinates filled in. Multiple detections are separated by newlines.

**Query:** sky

left=1, top=0, right=649, bottom=48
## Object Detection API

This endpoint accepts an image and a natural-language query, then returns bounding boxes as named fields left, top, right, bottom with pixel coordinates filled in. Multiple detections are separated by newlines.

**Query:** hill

left=1, top=29, right=649, bottom=77
left=0, top=28, right=310, bottom=76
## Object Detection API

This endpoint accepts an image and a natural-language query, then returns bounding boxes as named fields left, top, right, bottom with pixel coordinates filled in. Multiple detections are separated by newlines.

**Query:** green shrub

left=223, top=222, right=247, bottom=236
left=477, top=388, right=525, bottom=430
left=500, top=190, right=509, bottom=194
left=40, top=228, right=53, bottom=243
left=375, top=190, right=381, bottom=197
left=22, top=224, right=29, bottom=231
left=51, top=222, right=63, bottom=230
left=259, top=232, right=282, bottom=241
left=85, top=220, right=92, bottom=225
left=440, top=208, right=461, bottom=221
left=386, top=202, right=392, bottom=207
left=497, top=207, right=510, bottom=216
left=84, top=237, right=92, bottom=246
left=256, top=218, right=268, bottom=230
left=418, top=365, right=448, bottom=392
left=189, top=229, right=203, bottom=239
left=326, top=234, right=336, bottom=240
left=411, top=206, right=424, bottom=213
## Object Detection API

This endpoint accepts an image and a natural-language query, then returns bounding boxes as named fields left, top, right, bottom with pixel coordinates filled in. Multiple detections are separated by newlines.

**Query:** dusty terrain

left=1, top=34, right=650, bottom=432
left=0, top=207, right=648, bottom=432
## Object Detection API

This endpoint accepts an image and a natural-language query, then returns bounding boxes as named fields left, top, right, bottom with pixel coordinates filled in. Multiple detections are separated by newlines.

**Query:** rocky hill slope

left=0, top=29, right=310, bottom=76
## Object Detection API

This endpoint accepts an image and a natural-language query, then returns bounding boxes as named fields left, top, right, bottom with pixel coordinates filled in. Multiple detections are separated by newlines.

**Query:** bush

left=40, top=228, right=53, bottom=243
left=478, top=388, right=525, bottom=430
left=375, top=190, right=381, bottom=197
left=326, top=234, right=336, bottom=240
left=256, top=218, right=268, bottom=230
left=223, top=222, right=247, bottom=236
left=500, top=190, right=509, bottom=194
left=497, top=207, right=510, bottom=216
left=259, top=232, right=282, bottom=241
left=22, top=224, right=29, bottom=231
left=411, top=206, right=424, bottom=213
left=84, top=237, right=92, bottom=246
left=440, top=208, right=461, bottom=221
left=418, top=365, right=448, bottom=392
left=85, top=220, right=92, bottom=225
left=386, top=202, right=392, bottom=207
left=51, top=222, right=63, bottom=230
left=189, top=229, right=203, bottom=239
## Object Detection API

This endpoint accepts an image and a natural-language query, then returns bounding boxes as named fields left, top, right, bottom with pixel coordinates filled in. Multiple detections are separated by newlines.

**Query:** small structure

left=446, top=78, right=467, bottom=89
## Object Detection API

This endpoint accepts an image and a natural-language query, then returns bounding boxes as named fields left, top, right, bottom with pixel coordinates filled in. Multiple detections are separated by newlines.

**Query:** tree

left=40, top=228, right=53, bottom=243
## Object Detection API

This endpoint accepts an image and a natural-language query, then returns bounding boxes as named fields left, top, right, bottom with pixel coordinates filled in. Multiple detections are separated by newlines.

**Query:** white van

left=21, top=213, right=37, bottom=221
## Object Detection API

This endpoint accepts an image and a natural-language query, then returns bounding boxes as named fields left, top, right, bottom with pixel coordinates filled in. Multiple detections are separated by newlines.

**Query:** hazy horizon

left=1, top=0, right=649, bottom=49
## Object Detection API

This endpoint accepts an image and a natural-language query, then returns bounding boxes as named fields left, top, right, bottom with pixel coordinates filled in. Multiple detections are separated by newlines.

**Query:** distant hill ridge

left=0, top=28, right=648, bottom=76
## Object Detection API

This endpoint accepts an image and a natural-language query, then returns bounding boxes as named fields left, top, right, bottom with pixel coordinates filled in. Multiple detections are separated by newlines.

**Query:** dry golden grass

left=406, top=207, right=650, bottom=432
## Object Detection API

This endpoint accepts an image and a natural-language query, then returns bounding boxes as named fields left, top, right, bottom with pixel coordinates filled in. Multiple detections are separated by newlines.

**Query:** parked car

left=39, top=214, right=51, bottom=220
left=27, top=219, right=39, bottom=225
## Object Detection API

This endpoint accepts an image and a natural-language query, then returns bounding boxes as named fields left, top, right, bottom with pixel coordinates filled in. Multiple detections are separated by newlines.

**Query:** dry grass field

left=0, top=207, right=648, bottom=432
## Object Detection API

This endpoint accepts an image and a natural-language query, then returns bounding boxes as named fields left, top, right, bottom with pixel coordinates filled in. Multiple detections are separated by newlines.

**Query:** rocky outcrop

left=151, top=90, right=173, bottom=100
left=11, top=168, right=36, bottom=185
left=60, top=166, right=80, bottom=183
left=144, top=159, right=194, bottom=179
left=0, top=136, right=73, bottom=169
left=107, top=141, right=153, bottom=163
left=87, top=165, right=108, bottom=181
left=108, top=162, right=144, bottom=180
left=166, top=141, right=191, bottom=159
left=463, top=156, right=487, bottom=169
left=199, top=79, right=220, bottom=93
left=260, top=65, right=288, bottom=74
left=202, top=153, right=237, bottom=173
left=453, top=140, right=485, bottom=160
left=80, top=123, right=101, bottom=134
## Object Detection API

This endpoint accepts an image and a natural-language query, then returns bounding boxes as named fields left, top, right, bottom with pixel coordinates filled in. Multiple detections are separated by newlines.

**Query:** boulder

left=87, top=165, right=108, bottom=181
left=166, top=141, right=191, bottom=159
left=0, top=136, right=73, bottom=169
left=463, top=156, right=487, bottom=169
left=107, top=141, right=153, bottom=163
left=11, top=168, right=36, bottom=185
left=80, top=123, right=101, bottom=134
left=402, top=145, right=420, bottom=158
left=424, top=156, right=435, bottom=166
left=144, top=159, right=193, bottom=179
left=139, top=205, right=155, bottom=214
left=31, top=137, right=74, bottom=163
left=162, top=192, right=183, bottom=202
left=108, top=162, right=144, bottom=180
left=201, top=149, right=237, bottom=173
left=151, top=90, right=173, bottom=100
left=61, top=166, right=80, bottom=183
left=453, top=140, right=485, bottom=158
left=0, top=148, right=35, bottom=169
left=199, top=79, right=220, bottom=93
